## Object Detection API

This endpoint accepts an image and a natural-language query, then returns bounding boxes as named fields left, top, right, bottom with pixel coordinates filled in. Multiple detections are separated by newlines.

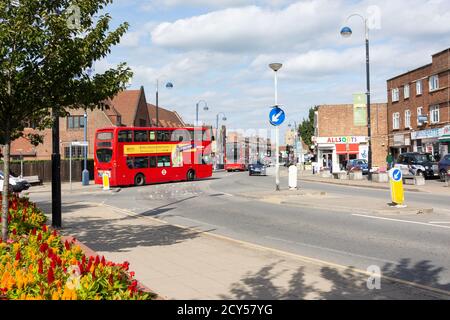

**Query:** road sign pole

left=276, top=126, right=280, bottom=191
left=69, top=144, right=72, bottom=192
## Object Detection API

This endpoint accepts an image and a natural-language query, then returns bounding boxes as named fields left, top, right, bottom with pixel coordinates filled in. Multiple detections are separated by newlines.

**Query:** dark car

left=249, top=161, right=267, bottom=176
left=438, top=154, right=450, bottom=182
left=395, top=152, right=438, bottom=178
left=346, top=159, right=369, bottom=174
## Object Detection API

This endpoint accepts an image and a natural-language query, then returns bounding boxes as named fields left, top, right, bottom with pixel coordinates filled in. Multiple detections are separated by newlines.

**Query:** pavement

left=37, top=200, right=450, bottom=300
left=298, top=170, right=450, bottom=196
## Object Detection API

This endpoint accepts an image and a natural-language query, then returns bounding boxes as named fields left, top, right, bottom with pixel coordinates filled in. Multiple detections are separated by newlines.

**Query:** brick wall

left=387, top=48, right=450, bottom=139
left=317, top=103, right=388, bottom=167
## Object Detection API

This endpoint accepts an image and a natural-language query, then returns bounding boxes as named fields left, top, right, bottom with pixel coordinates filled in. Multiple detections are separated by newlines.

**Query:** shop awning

left=440, top=136, right=450, bottom=143
left=336, top=144, right=359, bottom=155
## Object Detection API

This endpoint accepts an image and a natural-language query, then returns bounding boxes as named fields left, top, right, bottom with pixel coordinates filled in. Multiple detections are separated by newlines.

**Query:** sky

left=96, top=0, right=450, bottom=136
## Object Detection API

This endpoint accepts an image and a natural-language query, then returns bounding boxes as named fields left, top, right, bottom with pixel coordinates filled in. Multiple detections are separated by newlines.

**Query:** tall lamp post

left=81, top=112, right=89, bottom=186
left=196, top=100, right=209, bottom=126
left=341, top=14, right=373, bottom=180
left=155, top=79, right=174, bottom=127
left=269, top=63, right=282, bottom=191
left=215, top=112, right=227, bottom=170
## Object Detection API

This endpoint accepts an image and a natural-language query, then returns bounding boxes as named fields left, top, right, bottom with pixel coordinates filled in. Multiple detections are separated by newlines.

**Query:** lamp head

left=269, top=63, right=283, bottom=72
left=340, top=26, right=353, bottom=38
left=166, top=82, right=174, bottom=89
left=204, top=106, right=209, bottom=111
left=222, top=116, right=227, bottom=121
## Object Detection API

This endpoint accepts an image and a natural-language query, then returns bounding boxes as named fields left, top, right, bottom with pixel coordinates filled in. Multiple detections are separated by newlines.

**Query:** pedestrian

left=386, top=153, right=394, bottom=170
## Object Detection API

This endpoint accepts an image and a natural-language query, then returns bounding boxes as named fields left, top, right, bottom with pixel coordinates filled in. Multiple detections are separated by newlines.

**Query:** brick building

left=387, top=48, right=450, bottom=160
left=313, top=103, right=388, bottom=172
left=9, top=86, right=186, bottom=160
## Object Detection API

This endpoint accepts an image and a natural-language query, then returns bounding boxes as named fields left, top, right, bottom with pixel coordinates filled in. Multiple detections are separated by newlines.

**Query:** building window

left=392, top=88, right=400, bottom=102
left=64, top=146, right=84, bottom=159
left=416, top=80, right=422, bottom=95
left=429, top=75, right=439, bottom=92
left=393, top=112, right=400, bottom=130
left=67, top=116, right=85, bottom=129
left=417, top=107, right=424, bottom=125
left=403, top=85, right=410, bottom=99
left=430, top=105, right=440, bottom=124
left=405, top=110, right=411, bottom=128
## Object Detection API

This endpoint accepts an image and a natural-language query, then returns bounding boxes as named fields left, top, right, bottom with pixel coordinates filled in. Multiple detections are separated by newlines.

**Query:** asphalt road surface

left=29, top=170, right=450, bottom=293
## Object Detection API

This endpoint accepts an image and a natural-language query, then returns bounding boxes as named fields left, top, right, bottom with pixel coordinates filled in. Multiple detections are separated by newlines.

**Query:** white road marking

left=352, top=214, right=450, bottom=230
left=429, top=221, right=450, bottom=225
left=265, top=236, right=398, bottom=265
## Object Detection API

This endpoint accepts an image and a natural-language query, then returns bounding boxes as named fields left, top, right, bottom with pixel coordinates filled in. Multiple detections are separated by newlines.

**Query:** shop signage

left=393, top=134, right=405, bottom=147
left=353, top=93, right=367, bottom=127
left=411, top=128, right=442, bottom=140
left=316, top=136, right=367, bottom=144
left=442, top=125, right=450, bottom=136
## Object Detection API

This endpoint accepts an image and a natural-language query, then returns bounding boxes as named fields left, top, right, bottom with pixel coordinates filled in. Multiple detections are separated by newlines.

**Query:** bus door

left=149, top=155, right=172, bottom=183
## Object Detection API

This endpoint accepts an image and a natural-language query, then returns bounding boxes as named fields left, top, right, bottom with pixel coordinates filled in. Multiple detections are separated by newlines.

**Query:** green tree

left=0, top=0, right=132, bottom=241
left=298, top=106, right=318, bottom=148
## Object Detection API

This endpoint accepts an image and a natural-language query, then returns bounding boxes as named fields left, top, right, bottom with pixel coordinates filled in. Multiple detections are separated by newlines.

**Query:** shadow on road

left=220, top=260, right=450, bottom=300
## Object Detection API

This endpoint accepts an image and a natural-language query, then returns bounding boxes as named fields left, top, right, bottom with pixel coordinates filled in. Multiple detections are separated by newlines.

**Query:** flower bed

left=0, top=194, right=155, bottom=300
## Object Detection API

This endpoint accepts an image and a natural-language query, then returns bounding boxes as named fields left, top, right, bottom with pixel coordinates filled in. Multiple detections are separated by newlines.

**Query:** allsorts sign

left=316, top=136, right=367, bottom=144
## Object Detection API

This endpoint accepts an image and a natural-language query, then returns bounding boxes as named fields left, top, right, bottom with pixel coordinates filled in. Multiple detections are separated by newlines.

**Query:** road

left=29, top=170, right=450, bottom=293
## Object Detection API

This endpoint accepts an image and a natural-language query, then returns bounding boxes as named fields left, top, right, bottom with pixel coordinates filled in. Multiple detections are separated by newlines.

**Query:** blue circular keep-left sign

left=390, top=168, right=403, bottom=182
left=269, top=107, right=286, bottom=126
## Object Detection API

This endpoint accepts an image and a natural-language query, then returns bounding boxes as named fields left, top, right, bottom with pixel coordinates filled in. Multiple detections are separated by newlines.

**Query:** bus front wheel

left=134, top=173, right=146, bottom=186
left=187, top=170, right=196, bottom=181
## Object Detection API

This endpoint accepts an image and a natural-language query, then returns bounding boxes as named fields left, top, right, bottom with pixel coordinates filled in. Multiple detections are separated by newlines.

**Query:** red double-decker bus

left=94, top=126, right=213, bottom=187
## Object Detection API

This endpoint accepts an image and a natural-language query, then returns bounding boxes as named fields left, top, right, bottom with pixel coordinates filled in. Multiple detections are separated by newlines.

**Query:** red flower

left=91, top=268, right=96, bottom=279
left=101, top=256, right=106, bottom=265
left=42, top=225, right=48, bottom=233
left=31, top=228, right=37, bottom=236
left=109, top=274, right=114, bottom=285
left=15, top=250, right=21, bottom=261
left=12, top=229, right=17, bottom=236
left=78, top=262, right=85, bottom=274
left=11, top=200, right=18, bottom=211
left=123, top=261, right=130, bottom=271
left=50, top=260, right=56, bottom=269
left=37, top=233, right=42, bottom=242
left=38, top=259, right=44, bottom=274
left=94, top=256, right=100, bottom=266
left=52, top=230, right=57, bottom=237
left=39, top=243, right=48, bottom=253
left=129, top=272, right=135, bottom=278
left=64, top=240, right=70, bottom=251
left=47, top=267, right=55, bottom=285
left=81, top=255, right=86, bottom=265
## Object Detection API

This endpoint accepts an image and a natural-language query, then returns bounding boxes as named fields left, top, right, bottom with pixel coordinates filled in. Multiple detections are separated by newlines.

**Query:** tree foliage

left=0, top=0, right=133, bottom=241
left=298, top=106, right=318, bottom=148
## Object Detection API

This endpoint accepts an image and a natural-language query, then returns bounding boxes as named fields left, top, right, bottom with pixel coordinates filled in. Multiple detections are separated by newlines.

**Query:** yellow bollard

left=388, top=168, right=405, bottom=207
left=102, top=173, right=110, bottom=191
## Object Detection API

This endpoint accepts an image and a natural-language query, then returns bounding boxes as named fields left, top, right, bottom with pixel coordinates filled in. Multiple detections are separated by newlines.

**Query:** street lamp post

left=81, top=112, right=89, bottom=186
left=269, top=63, right=283, bottom=191
left=341, top=14, right=373, bottom=181
left=155, top=79, right=174, bottom=127
left=215, top=112, right=227, bottom=170
left=196, top=100, right=209, bottom=127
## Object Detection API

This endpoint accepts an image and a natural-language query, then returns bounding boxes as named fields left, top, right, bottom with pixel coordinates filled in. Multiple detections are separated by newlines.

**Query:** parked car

left=395, top=152, right=438, bottom=179
left=249, top=161, right=267, bottom=176
left=0, top=171, right=31, bottom=193
left=346, top=159, right=369, bottom=175
left=438, top=154, right=450, bottom=182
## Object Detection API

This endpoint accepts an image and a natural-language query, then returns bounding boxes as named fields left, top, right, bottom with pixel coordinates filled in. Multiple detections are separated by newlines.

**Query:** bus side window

left=134, top=131, right=148, bottom=142
left=157, top=156, right=171, bottom=167
left=149, top=131, right=156, bottom=142
left=134, top=157, right=149, bottom=169
left=119, top=130, right=133, bottom=142
left=127, top=157, right=134, bottom=169
left=149, top=156, right=157, bottom=168
left=157, top=131, right=170, bottom=142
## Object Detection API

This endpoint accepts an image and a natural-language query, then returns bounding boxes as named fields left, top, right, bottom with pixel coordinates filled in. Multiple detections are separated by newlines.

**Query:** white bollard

left=289, top=165, right=298, bottom=190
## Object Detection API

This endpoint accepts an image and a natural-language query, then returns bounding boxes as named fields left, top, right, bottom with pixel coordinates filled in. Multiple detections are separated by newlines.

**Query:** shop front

left=411, top=127, right=449, bottom=160
left=439, top=125, right=450, bottom=156
left=389, top=133, right=411, bottom=160
left=315, top=136, right=368, bottom=173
